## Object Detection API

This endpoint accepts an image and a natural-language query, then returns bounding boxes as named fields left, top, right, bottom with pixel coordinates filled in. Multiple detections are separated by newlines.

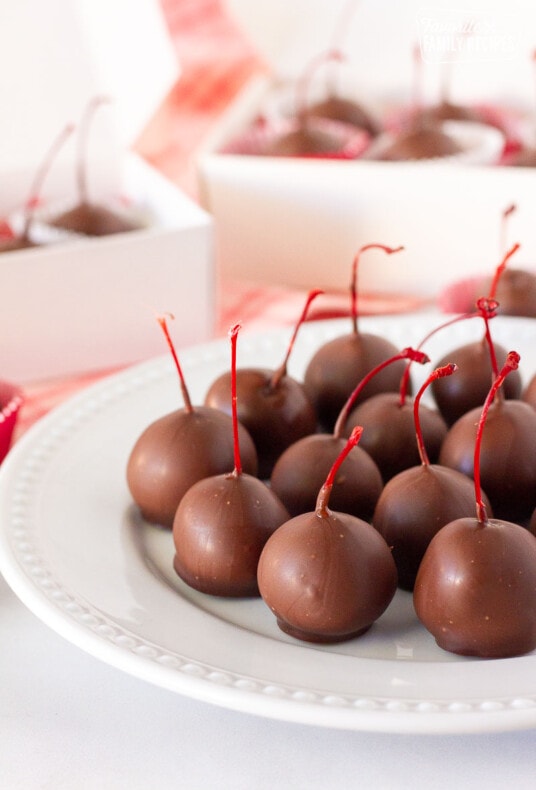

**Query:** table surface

left=3, top=2, right=536, bottom=787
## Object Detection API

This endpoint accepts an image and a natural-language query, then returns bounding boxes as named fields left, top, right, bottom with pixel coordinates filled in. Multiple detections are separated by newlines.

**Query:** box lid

left=0, top=0, right=179, bottom=213
left=224, top=0, right=534, bottom=107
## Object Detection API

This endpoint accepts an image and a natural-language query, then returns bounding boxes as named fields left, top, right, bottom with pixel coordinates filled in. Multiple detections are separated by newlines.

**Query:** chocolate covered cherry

left=304, top=244, right=407, bottom=430
left=1, top=123, right=74, bottom=253
left=431, top=288, right=522, bottom=425
left=205, top=290, right=320, bottom=478
left=173, top=325, right=288, bottom=597
left=414, top=353, right=536, bottom=658
left=50, top=98, right=141, bottom=236
left=372, top=364, right=491, bottom=590
left=258, top=427, right=397, bottom=643
left=127, top=316, right=257, bottom=528
left=271, top=347, right=428, bottom=518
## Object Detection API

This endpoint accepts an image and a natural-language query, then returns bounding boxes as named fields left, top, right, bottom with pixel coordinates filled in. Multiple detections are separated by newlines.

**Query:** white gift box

left=1, top=0, right=214, bottom=382
left=198, top=0, right=536, bottom=298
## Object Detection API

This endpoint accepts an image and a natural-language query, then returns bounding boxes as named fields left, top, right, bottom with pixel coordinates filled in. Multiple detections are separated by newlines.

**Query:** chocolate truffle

left=173, top=471, right=289, bottom=597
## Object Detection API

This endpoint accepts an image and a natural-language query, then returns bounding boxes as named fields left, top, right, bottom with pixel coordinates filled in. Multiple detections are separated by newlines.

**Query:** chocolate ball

left=205, top=368, right=317, bottom=479
left=173, top=472, right=289, bottom=597
left=303, top=332, right=407, bottom=432
left=439, top=399, right=536, bottom=523
left=343, top=392, right=447, bottom=480
left=51, top=202, right=141, bottom=236
left=270, top=433, right=383, bottom=521
left=126, top=406, right=258, bottom=528
left=431, top=339, right=522, bottom=425
left=258, top=509, right=397, bottom=643
left=414, top=516, right=536, bottom=657
left=373, top=464, right=490, bottom=590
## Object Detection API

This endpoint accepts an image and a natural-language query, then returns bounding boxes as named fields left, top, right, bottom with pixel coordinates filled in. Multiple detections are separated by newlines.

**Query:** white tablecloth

left=2, top=573, right=536, bottom=790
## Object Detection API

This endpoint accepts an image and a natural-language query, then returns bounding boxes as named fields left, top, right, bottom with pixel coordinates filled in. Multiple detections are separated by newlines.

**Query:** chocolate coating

left=417, top=101, right=481, bottom=125
left=373, top=464, right=490, bottom=590
left=379, top=125, right=462, bottom=161
left=258, top=509, right=397, bottom=642
left=263, top=124, right=347, bottom=157
left=308, top=96, right=380, bottom=136
left=431, top=339, right=522, bottom=425
left=414, top=517, right=536, bottom=657
left=204, top=368, right=317, bottom=479
left=303, top=332, right=407, bottom=432
left=126, top=406, right=258, bottom=527
left=491, top=269, right=536, bottom=317
left=522, top=372, right=536, bottom=410
left=344, top=392, right=447, bottom=481
left=173, top=472, right=289, bottom=597
left=270, top=434, right=383, bottom=520
left=439, top=399, right=536, bottom=523
left=50, top=201, right=141, bottom=236
left=0, top=236, right=38, bottom=253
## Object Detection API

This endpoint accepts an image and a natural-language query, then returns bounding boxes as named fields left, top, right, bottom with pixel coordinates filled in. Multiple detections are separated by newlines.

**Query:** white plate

left=2, top=312, right=536, bottom=735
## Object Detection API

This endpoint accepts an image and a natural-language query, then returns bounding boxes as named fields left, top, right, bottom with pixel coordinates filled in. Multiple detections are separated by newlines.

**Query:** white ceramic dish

left=2, top=312, right=536, bottom=735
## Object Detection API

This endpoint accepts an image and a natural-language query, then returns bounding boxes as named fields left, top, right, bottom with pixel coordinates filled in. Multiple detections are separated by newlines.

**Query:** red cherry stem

left=326, top=0, right=360, bottom=93
left=229, top=324, right=243, bottom=477
left=270, top=289, right=323, bottom=389
left=295, top=49, right=345, bottom=121
left=499, top=204, right=516, bottom=256
left=474, top=351, right=521, bottom=524
left=333, top=346, right=429, bottom=438
left=488, top=241, right=521, bottom=300
left=413, top=363, right=457, bottom=466
left=316, top=425, right=363, bottom=517
left=350, top=245, right=404, bottom=334
left=398, top=303, right=502, bottom=406
left=76, top=96, right=111, bottom=205
left=475, top=297, right=501, bottom=382
left=157, top=313, right=193, bottom=413
left=21, top=123, right=75, bottom=238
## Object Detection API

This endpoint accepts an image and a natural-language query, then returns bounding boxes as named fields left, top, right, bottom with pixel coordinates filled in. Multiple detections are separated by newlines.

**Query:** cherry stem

left=474, top=351, right=520, bottom=523
left=413, top=363, right=457, bottom=466
left=476, top=296, right=501, bottom=382
left=77, top=96, right=111, bottom=205
left=316, top=425, right=363, bottom=517
left=350, top=244, right=404, bottom=334
left=295, top=49, right=345, bottom=121
left=229, top=324, right=243, bottom=477
left=499, top=203, right=516, bottom=256
left=157, top=313, right=193, bottom=413
left=412, top=43, right=423, bottom=114
left=326, top=0, right=360, bottom=93
left=398, top=308, right=493, bottom=406
left=488, top=241, right=521, bottom=300
left=270, top=289, right=323, bottom=389
left=333, top=346, right=429, bottom=438
left=22, top=123, right=75, bottom=238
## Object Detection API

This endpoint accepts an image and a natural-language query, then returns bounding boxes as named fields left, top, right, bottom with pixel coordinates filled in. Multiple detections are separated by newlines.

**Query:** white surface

left=1, top=154, right=214, bottom=383
left=3, top=315, right=536, bottom=745
left=2, top=575, right=536, bottom=790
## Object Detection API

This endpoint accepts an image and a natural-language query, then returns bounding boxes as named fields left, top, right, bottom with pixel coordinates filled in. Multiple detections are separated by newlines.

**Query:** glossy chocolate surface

left=414, top=517, right=536, bottom=657
left=205, top=368, right=317, bottom=479
left=270, top=433, right=383, bottom=520
left=126, top=406, right=258, bottom=527
left=373, top=464, right=489, bottom=590
left=303, top=332, right=406, bottom=432
left=344, top=392, right=447, bottom=480
left=258, top=509, right=397, bottom=643
left=173, top=472, right=288, bottom=597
